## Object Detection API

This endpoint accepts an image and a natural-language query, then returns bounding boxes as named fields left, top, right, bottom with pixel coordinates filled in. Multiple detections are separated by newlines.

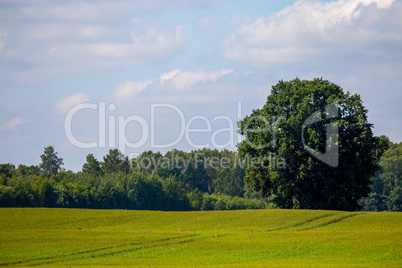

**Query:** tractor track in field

left=0, top=233, right=232, bottom=267
left=264, top=212, right=362, bottom=232
left=264, top=213, right=336, bottom=232
left=297, top=213, right=361, bottom=231
left=0, top=234, right=196, bottom=267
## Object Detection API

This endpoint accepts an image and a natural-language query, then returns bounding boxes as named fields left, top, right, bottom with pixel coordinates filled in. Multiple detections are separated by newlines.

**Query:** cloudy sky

left=0, top=0, right=401, bottom=171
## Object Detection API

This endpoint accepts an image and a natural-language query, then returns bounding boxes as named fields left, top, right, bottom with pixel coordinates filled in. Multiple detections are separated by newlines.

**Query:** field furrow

left=0, top=208, right=400, bottom=267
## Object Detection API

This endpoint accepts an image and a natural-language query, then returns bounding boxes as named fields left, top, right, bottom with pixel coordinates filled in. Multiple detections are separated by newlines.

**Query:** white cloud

left=0, top=1, right=192, bottom=82
left=223, top=0, right=400, bottom=66
left=113, top=80, right=153, bottom=99
left=47, top=25, right=184, bottom=68
left=160, top=68, right=234, bottom=89
left=159, top=69, right=183, bottom=85
left=0, top=118, right=26, bottom=131
left=55, top=92, right=90, bottom=113
left=114, top=68, right=234, bottom=101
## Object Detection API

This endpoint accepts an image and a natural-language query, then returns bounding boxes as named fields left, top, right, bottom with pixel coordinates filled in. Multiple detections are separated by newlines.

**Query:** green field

left=0, top=208, right=400, bottom=267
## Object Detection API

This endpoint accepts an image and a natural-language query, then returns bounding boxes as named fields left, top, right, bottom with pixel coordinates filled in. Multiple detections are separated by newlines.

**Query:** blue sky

left=0, top=0, right=401, bottom=171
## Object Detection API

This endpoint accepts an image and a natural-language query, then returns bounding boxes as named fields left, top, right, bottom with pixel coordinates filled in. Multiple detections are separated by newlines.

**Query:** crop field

left=0, top=208, right=400, bottom=267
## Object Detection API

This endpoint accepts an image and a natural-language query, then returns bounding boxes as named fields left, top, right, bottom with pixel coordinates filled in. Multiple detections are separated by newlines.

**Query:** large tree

left=82, top=154, right=103, bottom=176
left=39, top=146, right=64, bottom=176
left=102, top=149, right=130, bottom=174
left=238, top=78, right=387, bottom=211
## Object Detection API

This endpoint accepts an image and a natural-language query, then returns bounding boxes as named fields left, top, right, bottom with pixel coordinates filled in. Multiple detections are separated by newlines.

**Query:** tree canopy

left=360, top=141, right=402, bottom=211
left=102, top=149, right=130, bottom=174
left=238, top=78, right=388, bottom=211
left=0, top=148, right=266, bottom=211
left=82, top=154, right=103, bottom=176
left=0, top=139, right=399, bottom=211
left=39, top=146, right=64, bottom=176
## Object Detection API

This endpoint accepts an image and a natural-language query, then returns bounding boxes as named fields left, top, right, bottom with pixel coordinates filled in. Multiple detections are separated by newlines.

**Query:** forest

left=0, top=142, right=400, bottom=211
left=0, top=147, right=267, bottom=211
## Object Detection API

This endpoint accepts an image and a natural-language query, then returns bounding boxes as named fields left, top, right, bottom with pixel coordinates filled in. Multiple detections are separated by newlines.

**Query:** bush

left=387, top=187, right=402, bottom=212
left=214, top=199, right=227, bottom=210
left=187, top=189, right=204, bottom=211
left=0, top=185, right=16, bottom=207
left=201, top=195, right=217, bottom=211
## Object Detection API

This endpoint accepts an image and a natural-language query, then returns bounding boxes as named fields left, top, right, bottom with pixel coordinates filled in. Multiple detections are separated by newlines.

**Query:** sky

left=0, top=0, right=401, bottom=171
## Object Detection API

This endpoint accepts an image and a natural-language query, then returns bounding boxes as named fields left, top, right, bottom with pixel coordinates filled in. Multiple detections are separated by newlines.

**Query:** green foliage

left=200, top=195, right=217, bottom=211
left=238, top=78, right=386, bottom=211
left=387, top=186, right=402, bottom=211
left=0, top=174, right=6, bottom=186
left=360, top=141, right=402, bottom=211
left=187, top=189, right=203, bottom=210
left=200, top=194, right=267, bottom=211
left=15, top=164, right=40, bottom=177
left=360, top=193, right=387, bottom=212
left=0, top=185, right=16, bottom=206
left=213, top=166, right=245, bottom=196
left=82, top=154, right=103, bottom=176
left=162, top=176, right=192, bottom=211
left=39, top=146, right=64, bottom=176
left=0, top=147, right=269, bottom=211
left=38, top=177, right=57, bottom=207
left=0, top=163, right=15, bottom=178
left=102, top=149, right=130, bottom=174
left=131, top=149, right=246, bottom=196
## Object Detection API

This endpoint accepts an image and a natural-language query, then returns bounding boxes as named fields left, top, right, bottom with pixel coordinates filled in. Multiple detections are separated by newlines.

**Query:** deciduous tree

left=238, top=78, right=387, bottom=211
left=101, top=149, right=130, bottom=174
left=39, top=146, right=63, bottom=176
left=82, top=154, right=103, bottom=176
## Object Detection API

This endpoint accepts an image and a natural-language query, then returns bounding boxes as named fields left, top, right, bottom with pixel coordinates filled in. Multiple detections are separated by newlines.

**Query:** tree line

left=0, top=147, right=268, bottom=211
left=0, top=142, right=400, bottom=211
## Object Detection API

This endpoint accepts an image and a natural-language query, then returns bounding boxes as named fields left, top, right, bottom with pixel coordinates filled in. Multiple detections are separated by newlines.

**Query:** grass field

left=0, top=208, right=400, bottom=267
